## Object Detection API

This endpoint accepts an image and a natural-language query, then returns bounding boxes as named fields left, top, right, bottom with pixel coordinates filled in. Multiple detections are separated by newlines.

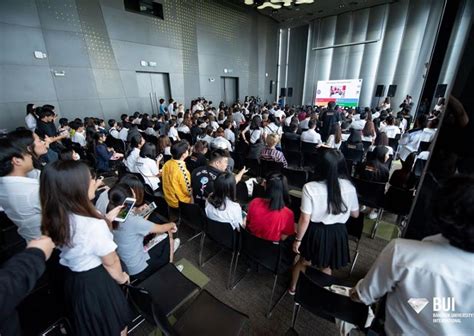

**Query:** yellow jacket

left=162, top=159, right=192, bottom=208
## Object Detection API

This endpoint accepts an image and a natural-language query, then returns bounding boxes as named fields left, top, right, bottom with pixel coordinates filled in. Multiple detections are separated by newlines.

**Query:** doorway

left=221, top=76, right=239, bottom=106
left=136, top=72, right=171, bottom=114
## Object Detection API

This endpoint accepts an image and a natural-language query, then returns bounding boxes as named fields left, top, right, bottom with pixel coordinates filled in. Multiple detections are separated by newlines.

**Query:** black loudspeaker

left=280, top=88, right=287, bottom=97
left=287, top=87, right=293, bottom=97
left=387, top=85, right=397, bottom=97
left=375, top=85, right=385, bottom=97
left=270, top=80, right=274, bottom=94
left=435, top=84, right=448, bottom=98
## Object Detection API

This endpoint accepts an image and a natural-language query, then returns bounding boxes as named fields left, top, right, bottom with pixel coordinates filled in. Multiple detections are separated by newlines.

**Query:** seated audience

left=389, top=152, right=417, bottom=190
left=260, top=134, right=288, bottom=168
left=185, top=140, right=208, bottom=174
left=300, top=120, right=322, bottom=145
left=356, top=146, right=390, bottom=183
left=205, top=172, right=244, bottom=230
left=342, top=128, right=364, bottom=152
left=212, top=127, right=233, bottom=152
left=135, top=142, right=162, bottom=191
left=246, top=172, right=295, bottom=241
left=381, top=115, right=401, bottom=139
left=124, top=133, right=145, bottom=173
left=325, top=123, right=342, bottom=149
left=107, top=184, right=177, bottom=281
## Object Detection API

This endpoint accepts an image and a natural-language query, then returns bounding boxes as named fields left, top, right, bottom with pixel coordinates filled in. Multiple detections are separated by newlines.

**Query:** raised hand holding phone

left=114, top=198, right=136, bottom=222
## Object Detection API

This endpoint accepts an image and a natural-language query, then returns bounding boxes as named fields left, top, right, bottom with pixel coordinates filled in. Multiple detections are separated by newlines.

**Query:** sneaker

left=288, top=289, right=296, bottom=296
left=369, top=210, right=378, bottom=220
left=176, top=264, right=184, bottom=272
left=173, top=238, right=181, bottom=252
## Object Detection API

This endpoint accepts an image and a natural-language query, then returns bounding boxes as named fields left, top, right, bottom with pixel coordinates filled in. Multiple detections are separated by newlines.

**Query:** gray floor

left=130, top=224, right=389, bottom=336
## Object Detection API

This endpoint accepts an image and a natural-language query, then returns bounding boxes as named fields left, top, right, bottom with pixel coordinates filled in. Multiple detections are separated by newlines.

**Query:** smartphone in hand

left=115, top=197, right=136, bottom=222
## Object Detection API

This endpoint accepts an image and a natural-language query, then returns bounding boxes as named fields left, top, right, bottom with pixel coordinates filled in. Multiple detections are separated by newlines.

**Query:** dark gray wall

left=0, top=0, right=278, bottom=130
left=286, top=25, right=308, bottom=106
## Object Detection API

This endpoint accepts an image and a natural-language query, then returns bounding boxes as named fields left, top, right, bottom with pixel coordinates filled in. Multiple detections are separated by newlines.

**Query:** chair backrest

left=362, top=141, right=372, bottom=151
left=346, top=214, right=364, bottom=241
left=388, top=138, right=399, bottom=152
left=284, top=151, right=302, bottom=168
left=418, top=141, right=430, bottom=152
left=283, top=168, right=307, bottom=189
left=343, top=148, right=365, bottom=163
left=301, top=141, right=317, bottom=153
left=244, top=158, right=260, bottom=177
left=236, top=182, right=249, bottom=204
left=179, top=201, right=206, bottom=232
left=240, top=229, right=282, bottom=273
left=205, top=218, right=239, bottom=251
left=282, top=137, right=300, bottom=152
left=384, top=186, right=414, bottom=215
left=295, top=272, right=369, bottom=329
left=413, top=158, right=426, bottom=177
left=260, top=159, right=284, bottom=177
left=126, top=285, right=176, bottom=336
left=352, top=177, right=386, bottom=209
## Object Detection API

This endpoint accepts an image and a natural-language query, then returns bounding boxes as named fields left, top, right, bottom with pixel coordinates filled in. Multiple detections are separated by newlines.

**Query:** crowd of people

left=1, top=95, right=472, bottom=336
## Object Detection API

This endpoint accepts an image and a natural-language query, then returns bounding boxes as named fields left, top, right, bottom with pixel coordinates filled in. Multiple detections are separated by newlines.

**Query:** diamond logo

left=408, top=298, right=429, bottom=314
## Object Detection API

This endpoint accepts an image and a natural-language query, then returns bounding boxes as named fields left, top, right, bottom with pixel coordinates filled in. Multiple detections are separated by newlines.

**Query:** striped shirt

left=260, top=147, right=288, bottom=168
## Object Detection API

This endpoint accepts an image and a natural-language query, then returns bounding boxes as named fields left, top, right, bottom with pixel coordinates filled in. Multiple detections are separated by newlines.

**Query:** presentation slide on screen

left=315, top=79, right=363, bottom=107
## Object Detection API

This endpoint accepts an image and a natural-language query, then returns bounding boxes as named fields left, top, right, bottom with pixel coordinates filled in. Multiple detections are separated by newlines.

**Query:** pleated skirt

left=64, top=265, right=131, bottom=336
left=300, top=222, right=350, bottom=269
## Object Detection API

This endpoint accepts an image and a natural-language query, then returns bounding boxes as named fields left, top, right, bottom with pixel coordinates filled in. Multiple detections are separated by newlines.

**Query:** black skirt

left=300, top=222, right=350, bottom=269
left=64, top=265, right=131, bottom=335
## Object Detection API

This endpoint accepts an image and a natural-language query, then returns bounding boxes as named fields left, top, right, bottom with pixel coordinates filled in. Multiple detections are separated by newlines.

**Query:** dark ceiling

left=223, top=0, right=397, bottom=27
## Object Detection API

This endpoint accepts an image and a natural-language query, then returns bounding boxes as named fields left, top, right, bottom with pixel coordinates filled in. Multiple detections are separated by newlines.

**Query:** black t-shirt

left=185, top=153, right=207, bottom=174
left=191, top=165, right=221, bottom=207
left=35, top=120, right=57, bottom=138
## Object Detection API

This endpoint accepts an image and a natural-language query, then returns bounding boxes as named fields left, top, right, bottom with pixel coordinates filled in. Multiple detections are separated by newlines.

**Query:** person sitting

left=91, top=132, right=119, bottom=173
left=205, top=172, right=245, bottom=230
left=107, top=184, right=178, bottom=281
left=398, top=115, right=428, bottom=161
left=124, top=133, right=145, bottom=173
left=356, top=146, right=390, bottom=183
left=381, top=115, right=401, bottom=139
left=246, top=172, right=295, bottom=242
left=361, top=118, right=376, bottom=143
left=59, top=148, right=80, bottom=161
left=260, top=134, right=288, bottom=168
left=389, top=152, right=417, bottom=190
left=325, top=123, right=342, bottom=149
left=135, top=142, right=162, bottom=192
left=191, top=149, right=246, bottom=208
left=167, top=120, right=180, bottom=142
left=341, top=128, right=364, bottom=152
left=211, top=127, right=233, bottom=152
left=370, top=131, right=394, bottom=156
left=185, top=140, right=208, bottom=174
left=350, top=175, right=474, bottom=336
left=223, top=120, right=235, bottom=146
left=70, top=121, right=86, bottom=147
left=161, top=140, right=192, bottom=215
left=283, top=123, right=301, bottom=142
left=300, top=120, right=322, bottom=145
left=35, top=107, right=67, bottom=151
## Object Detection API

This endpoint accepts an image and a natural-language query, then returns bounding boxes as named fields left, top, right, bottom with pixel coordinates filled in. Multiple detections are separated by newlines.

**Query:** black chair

left=40, top=317, right=73, bottom=335
left=281, top=137, right=300, bottom=152
left=413, top=158, right=427, bottom=178
left=291, top=270, right=369, bottom=332
left=244, top=158, right=260, bottom=177
left=345, top=159, right=354, bottom=177
left=346, top=214, right=365, bottom=275
left=0, top=212, right=27, bottom=264
left=283, top=167, right=308, bottom=190
left=260, top=159, right=284, bottom=177
left=388, top=134, right=400, bottom=153
left=200, top=218, right=240, bottom=288
left=127, top=286, right=248, bottom=336
left=418, top=141, right=431, bottom=153
left=284, top=150, right=303, bottom=168
left=301, top=141, right=318, bottom=167
left=232, top=229, right=293, bottom=317
left=236, top=181, right=249, bottom=205
left=362, top=141, right=372, bottom=151
left=380, top=186, right=415, bottom=237
left=351, top=178, right=386, bottom=239
left=343, top=147, right=365, bottom=164
left=178, top=201, right=206, bottom=243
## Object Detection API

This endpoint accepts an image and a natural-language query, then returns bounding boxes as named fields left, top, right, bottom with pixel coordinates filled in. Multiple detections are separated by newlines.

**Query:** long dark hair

left=40, top=160, right=106, bottom=246
left=7, top=129, right=42, bottom=169
left=140, top=142, right=157, bottom=159
left=107, top=184, right=134, bottom=229
left=119, top=174, right=145, bottom=206
left=207, top=172, right=236, bottom=210
left=264, top=172, right=289, bottom=211
left=313, top=149, right=349, bottom=215
left=125, top=133, right=143, bottom=159
left=26, top=103, right=36, bottom=116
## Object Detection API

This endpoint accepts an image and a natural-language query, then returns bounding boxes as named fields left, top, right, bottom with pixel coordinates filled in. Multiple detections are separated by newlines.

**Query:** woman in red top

left=246, top=172, right=295, bottom=241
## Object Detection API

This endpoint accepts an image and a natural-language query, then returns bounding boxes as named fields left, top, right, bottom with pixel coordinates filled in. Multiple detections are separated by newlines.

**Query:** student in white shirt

left=25, top=103, right=37, bottom=132
left=223, top=120, right=235, bottom=145
left=211, top=127, right=233, bottom=152
left=419, top=118, right=439, bottom=143
left=241, top=116, right=264, bottom=145
left=290, top=149, right=359, bottom=292
left=168, top=99, right=175, bottom=116
left=264, top=114, right=283, bottom=137
left=135, top=143, right=162, bottom=191
left=197, top=127, right=214, bottom=145
left=167, top=120, right=180, bottom=142
left=124, top=133, right=145, bottom=173
left=118, top=122, right=129, bottom=142
left=71, top=122, right=86, bottom=147
left=325, top=123, right=343, bottom=149
left=300, top=120, right=322, bottom=145
left=361, top=120, right=376, bottom=143
left=107, top=184, right=178, bottom=281
left=40, top=161, right=131, bottom=335
left=383, top=116, right=401, bottom=139
left=351, top=176, right=474, bottom=336
left=205, top=172, right=245, bottom=230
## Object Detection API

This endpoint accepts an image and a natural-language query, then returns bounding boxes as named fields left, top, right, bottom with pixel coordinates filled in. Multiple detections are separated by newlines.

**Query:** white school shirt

left=205, top=198, right=243, bottom=230
left=95, top=189, right=109, bottom=215
left=71, top=132, right=86, bottom=147
left=125, top=147, right=140, bottom=173
left=350, top=119, right=366, bottom=130
left=356, top=234, right=474, bottom=336
left=119, top=128, right=129, bottom=142
left=25, top=114, right=37, bottom=132
left=168, top=127, right=179, bottom=141
left=0, top=176, right=42, bottom=241
left=197, top=134, right=213, bottom=145
left=398, top=130, right=423, bottom=161
left=177, top=125, right=190, bottom=134
left=264, top=123, right=283, bottom=137
left=384, top=125, right=401, bottom=139
left=326, top=134, right=342, bottom=149
left=274, top=109, right=286, bottom=121
left=224, top=128, right=235, bottom=144
left=59, top=214, right=117, bottom=272
left=243, top=126, right=263, bottom=144
left=212, top=136, right=233, bottom=152
left=300, top=179, right=359, bottom=224
left=109, top=127, right=120, bottom=139
left=419, top=128, right=436, bottom=143
left=135, top=156, right=160, bottom=191
left=300, top=129, right=322, bottom=144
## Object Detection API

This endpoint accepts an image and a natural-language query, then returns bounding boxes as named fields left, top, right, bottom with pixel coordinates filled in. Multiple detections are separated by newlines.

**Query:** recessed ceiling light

left=257, top=1, right=282, bottom=9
